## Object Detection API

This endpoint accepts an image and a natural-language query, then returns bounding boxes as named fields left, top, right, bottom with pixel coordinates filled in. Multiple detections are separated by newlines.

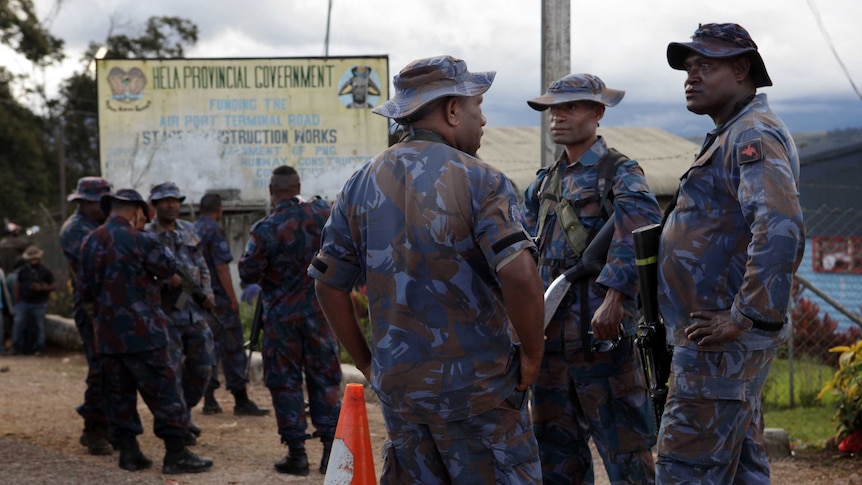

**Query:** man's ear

left=444, top=97, right=460, bottom=127
left=733, top=56, right=752, bottom=82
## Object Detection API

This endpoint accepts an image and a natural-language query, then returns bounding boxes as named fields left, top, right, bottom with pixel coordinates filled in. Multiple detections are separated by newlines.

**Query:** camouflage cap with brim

left=67, top=176, right=112, bottom=202
left=372, top=55, right=495, bottom=120
left=527, top=73, right=625, bottom=111
left=148, top=181, right=186, bottom=203
left=101, top=188, right=151, bottom=222
left=667, top=23, right=773, bottom=88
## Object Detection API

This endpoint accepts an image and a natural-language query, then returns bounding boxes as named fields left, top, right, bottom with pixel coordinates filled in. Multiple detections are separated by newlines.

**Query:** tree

left=56, top=16, right=199, bottom=196
left=0, top=0, right=64, bottom=66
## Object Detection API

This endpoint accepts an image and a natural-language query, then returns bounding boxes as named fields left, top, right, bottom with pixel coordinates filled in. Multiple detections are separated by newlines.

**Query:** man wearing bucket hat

left=145, top=181, right=216, bottom=446
left=310, top=55, right=545, bottom=483
left=657, top=24, right=804, bottom=483
left=60, top=176, right=114, bottom=455
left=79, top=188, right=213, bottom=474
left=522, top=73, right=661, bottom=484
left=12, top=244, right=55, bottom=355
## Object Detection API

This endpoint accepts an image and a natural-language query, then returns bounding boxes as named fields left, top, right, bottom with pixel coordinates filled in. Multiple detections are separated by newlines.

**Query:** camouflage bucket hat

left=67, top=176, right=112, bottom=202
left=148, top=181, right=186, bottom=203
left=101, top=188, right=151, bottom=222
left=667, top=23, right=773, bottom=88
left=527, top=73, right=625, bottom=111
left=372, top=55, right=496, bottom=120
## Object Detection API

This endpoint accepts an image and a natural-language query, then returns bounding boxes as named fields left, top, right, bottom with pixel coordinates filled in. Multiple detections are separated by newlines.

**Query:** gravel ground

left=0, top=347, right=860, bottom=484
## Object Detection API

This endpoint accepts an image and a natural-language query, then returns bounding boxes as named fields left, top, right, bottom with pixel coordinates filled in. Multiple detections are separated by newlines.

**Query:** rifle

left=632, top=223, right=672, bottom=431
left=174, top=265, right=222, bottom=328
left=244, top=294, right=264, bottom=380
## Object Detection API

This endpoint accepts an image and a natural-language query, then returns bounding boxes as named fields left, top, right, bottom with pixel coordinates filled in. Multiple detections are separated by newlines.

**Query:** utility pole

left=540, top=0, right=571, bottom=168
left=56, top=121, right=66, bottom=218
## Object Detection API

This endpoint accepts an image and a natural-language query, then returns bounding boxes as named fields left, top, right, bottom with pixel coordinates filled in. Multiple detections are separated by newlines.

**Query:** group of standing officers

left=59, top=174, right=343, bottom=475
left=54, top=20, right=805, bottom=484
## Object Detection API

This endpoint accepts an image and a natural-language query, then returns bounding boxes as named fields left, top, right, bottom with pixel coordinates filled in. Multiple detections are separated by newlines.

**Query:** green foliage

left=763, top=405, right=836, bottom=448
left=762, top=357, right=836, bottom=411
left=818, top=339, right=862, bottom=441
left=0, top=0, right=64, bottom=66
left=84, top=16, right=198, bottom=61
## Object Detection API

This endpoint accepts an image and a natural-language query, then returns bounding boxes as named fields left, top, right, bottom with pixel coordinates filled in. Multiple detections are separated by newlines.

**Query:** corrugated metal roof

left=477, top=126, right=701, bottom=196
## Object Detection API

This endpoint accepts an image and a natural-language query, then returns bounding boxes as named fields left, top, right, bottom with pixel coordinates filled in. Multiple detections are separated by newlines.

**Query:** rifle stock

left=175, top=265, right=223, bottom=328
left=633, top=223, right=672, bottom=431
left=245, top=294, right=264, bottom=379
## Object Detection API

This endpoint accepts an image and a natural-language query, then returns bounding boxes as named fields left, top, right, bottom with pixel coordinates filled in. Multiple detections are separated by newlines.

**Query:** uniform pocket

left=658, top=373, right=747, bottom=466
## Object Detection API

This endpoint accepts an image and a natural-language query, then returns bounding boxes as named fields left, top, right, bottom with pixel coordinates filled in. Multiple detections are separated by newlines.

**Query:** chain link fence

left=763, top=206, right=862, bottom=410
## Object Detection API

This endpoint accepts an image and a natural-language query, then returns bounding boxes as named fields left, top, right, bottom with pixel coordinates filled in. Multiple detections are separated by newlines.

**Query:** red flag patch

left=738, top=139, right=763, bottom=164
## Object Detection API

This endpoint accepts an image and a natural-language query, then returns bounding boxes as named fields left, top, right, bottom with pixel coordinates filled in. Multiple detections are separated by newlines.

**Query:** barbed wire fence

left=764, top=206, right=862, bottom=410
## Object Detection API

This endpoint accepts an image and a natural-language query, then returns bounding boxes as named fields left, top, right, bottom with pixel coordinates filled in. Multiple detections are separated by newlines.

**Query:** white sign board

left=97, top=56, right=389, bottom=203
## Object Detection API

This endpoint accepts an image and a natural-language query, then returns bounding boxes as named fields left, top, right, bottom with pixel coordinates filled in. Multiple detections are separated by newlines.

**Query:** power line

left=806, top=0, right=862, bottom=102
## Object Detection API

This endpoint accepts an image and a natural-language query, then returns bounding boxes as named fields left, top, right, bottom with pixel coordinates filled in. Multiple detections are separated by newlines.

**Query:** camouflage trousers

left=656, top=346, right=774, bottom=485
left=167, top=319, right=215, bottom=412
left=263, top=314, right=342, bottom=444
left=532, top=337, right=656, bottom=485
left=206, top=306, right=248, bottom=393
left=379, top=387, right=541, bottom=485
left=73, top=307, right=108, bottom=428
left=99, top=348, right=189, bottom=440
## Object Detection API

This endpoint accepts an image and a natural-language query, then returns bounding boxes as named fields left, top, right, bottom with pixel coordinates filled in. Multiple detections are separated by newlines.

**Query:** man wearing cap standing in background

left=310, top=55, right=545, bottom=484
left=146, top=181, right=216, bottom=445
left=522, top=74, right=661, bottom=484
left=195, top=192, right=269, bottom=417
left=658, top=24, right=805, bottom=483
left=59, top=176, right=114, bottom=455
left=12, top=244, right=55, bottom=355
left=78, top=188, right=212, bottom=474
left=238, top=166, right=341, bottom=476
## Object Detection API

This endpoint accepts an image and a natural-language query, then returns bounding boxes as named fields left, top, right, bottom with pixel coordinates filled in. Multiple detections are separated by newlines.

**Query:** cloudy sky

left=9, top=0, right=862, bottom=136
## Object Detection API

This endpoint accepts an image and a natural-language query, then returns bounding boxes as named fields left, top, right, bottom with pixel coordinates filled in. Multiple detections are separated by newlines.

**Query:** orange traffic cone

left=324, top=383, right=377, bottom=485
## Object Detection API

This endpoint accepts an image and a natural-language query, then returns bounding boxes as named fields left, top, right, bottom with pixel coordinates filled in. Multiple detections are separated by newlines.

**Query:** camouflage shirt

left=239, top=197, right=330, bottom=322
left=309, top=135, right=536, bottom=423
left=658, top=93, right=805, bottom=351
left=146, top=218, right=213, bottom=324
left=522, top=137, right=662, bottom=337
left=78, top=215, right=177, bottom=354
left=194, top=215, right=232, bottom=306
left=59, top=210, right=100, bottom=310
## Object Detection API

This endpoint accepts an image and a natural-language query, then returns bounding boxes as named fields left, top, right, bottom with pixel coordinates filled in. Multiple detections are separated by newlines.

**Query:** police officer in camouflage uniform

left=238, top=165, right=342, bottom=476
left=195, top=192, right=269, bottom=417
left=310, top=55, right=546, bottom=484
left=59, top=176, right=114, bottom=456
left=523, top=74, right=661, bottom=484
left=78, top=188, right=212, bottom=474
left=146, top=182, right=216, bottom=444
left=657, top=23, right=805, bottom=484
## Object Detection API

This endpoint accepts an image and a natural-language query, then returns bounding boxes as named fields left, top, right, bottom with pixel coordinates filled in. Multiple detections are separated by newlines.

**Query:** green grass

left=763, top=357, right=841, bottom=448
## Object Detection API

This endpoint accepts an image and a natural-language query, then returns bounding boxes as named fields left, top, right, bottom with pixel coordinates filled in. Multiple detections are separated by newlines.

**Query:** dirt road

left=0, top=348, right=858, bottom=484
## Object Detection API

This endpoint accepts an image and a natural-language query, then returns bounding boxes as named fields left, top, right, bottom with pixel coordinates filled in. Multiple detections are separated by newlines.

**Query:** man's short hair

left=272, top=165, right=298, bottom=177
left=199, top=193, right=222, bottom=213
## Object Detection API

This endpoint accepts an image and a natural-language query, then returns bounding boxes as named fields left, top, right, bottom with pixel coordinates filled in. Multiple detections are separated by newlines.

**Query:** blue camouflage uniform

left=310, top=133, right=541, bottom=484
left=195, top=214, right=248, bottom=394
left=523, top=136, right=662, bottom=484
left=78, top=213, right=189, bottom=442
left=656, top=93, right=805, bottom=483
left=146, top=217, right=215, bottom=413
left=238, top=197, right=342, bottom=446
left=60, top=208, right=109, bottom=433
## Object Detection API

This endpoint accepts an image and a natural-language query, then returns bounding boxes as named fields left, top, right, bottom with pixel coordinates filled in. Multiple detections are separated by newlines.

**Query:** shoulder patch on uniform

left=738, top=139, right=763, bottom=164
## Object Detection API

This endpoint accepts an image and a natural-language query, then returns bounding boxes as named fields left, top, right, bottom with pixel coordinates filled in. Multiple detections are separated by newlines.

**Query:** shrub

left=818, top=339, right=862, bottom=441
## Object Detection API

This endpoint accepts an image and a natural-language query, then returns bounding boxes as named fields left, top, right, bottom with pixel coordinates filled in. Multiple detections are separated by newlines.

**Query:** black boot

left=80, top=420, right=113, bottom=456
left=162, top=437, right=213, bottom=475
left=274, top=444, right=309, bottom=476
left=319, top=440, right=333, bottom=474
left=233, top=389, right=270, bottom=416
left=117, top=436, right=153, bottom=472
left=202, top=389, right=222, bottom=415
